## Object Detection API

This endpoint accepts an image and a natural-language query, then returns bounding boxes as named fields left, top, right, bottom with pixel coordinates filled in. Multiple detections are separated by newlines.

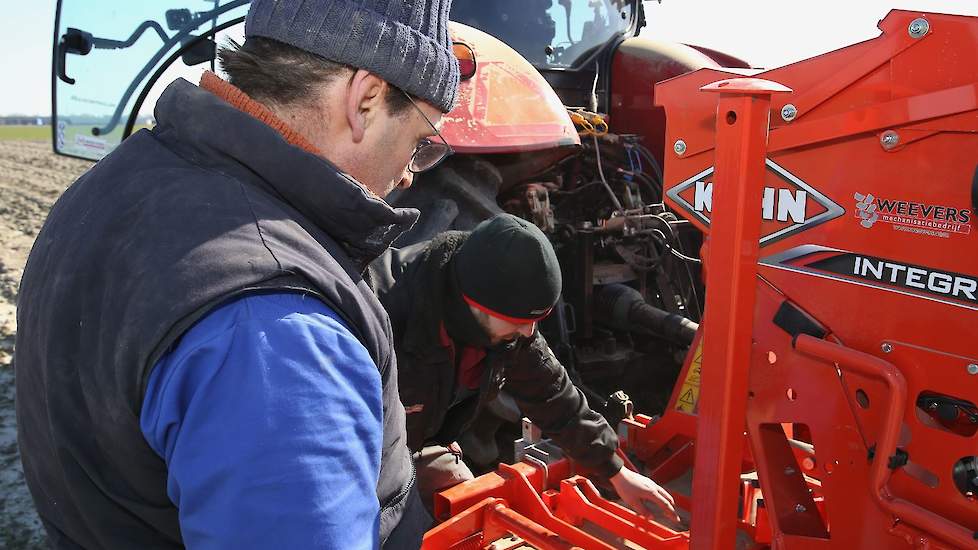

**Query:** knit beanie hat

left=453, top=214, right=562, bottom=324
left=245, top=0, right=460, bottom=113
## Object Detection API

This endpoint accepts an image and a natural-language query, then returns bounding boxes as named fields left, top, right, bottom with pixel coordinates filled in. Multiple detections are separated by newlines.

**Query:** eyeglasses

left=401, top=89, right=453, bottom=173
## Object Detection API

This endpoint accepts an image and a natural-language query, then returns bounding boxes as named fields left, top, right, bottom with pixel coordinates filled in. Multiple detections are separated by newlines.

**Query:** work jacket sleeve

left=501, top=331, right=624, bottom=479
left=140, top=292, right=383, bottom=550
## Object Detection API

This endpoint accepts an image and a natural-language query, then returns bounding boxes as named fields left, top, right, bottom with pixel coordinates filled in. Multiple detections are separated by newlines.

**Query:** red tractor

left=53, top=2, right=978, bottom=547
left=54, top=0, right=721, bottom=464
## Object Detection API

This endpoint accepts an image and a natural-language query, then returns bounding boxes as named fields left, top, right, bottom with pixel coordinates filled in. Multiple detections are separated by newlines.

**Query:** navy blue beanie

left=245, top=0, right=460, bottom=113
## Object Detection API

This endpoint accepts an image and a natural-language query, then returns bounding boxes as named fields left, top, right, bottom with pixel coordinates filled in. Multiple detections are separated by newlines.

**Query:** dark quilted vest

left=15, top=79, right=425, bottom=549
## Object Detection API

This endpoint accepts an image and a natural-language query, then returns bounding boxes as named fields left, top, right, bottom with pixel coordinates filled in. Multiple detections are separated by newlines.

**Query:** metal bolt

left=880, top=131, right=900, bottom=150
left=781, top=104, right=797, bottom=122
left=784, top=466, right=796, bottom=476
left=967, top=364, right=978, bottom=375
left=673, top=139, right=687, bottom=156
left=881, top=342, right=893, bottom=353
left=795, top=504, right=807, bottom=513
left=908, top=18, right=930, bottom=39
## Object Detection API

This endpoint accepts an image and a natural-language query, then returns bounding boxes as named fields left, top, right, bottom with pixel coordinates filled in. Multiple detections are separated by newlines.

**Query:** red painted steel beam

left=795, top=335, right=978, bottom=549
left=768, top=81, right=978, bottom=152
left=691, top=77, right=791, bottom=550
left=484, top=503, right=583, bottom=550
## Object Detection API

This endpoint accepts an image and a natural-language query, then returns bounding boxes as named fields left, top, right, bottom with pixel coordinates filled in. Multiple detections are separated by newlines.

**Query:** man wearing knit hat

left=370, top=214, right=679, bottom=521
left=16, top=1, right=457, bottom=548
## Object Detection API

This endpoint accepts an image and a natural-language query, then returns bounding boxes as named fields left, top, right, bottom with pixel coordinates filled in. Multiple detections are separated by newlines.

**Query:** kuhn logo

left=667, top=159, right=844, bottom=246
left=853, top=192, right=972, bottom=239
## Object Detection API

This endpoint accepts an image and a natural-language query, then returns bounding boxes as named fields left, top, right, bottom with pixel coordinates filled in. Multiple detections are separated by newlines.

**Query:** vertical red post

left=690, top=78, right=791, bottom=550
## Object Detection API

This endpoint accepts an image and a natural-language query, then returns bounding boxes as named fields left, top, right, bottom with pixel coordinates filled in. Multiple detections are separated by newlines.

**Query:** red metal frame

left=424, top=10, right=978, bottom=549
left=691, top=77, right=791, bottom=550
left=424, top=462, right=688, bottom=549
left=655, top=9, right=978, bottom=550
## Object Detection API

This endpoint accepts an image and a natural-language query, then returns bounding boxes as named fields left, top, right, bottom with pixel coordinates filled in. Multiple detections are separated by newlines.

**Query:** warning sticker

left=674, top=341, right=703, bottom=414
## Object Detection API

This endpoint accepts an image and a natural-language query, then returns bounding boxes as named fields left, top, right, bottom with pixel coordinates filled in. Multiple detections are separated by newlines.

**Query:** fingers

left=651, top=493, right=679, bottom=520
left=612, top=471, right=682, bottom=524
left=642, top=487, right=680, bottom=523
left=653, top=484, right=676, bottom=507
left=637, top=498, right=674, bottom=523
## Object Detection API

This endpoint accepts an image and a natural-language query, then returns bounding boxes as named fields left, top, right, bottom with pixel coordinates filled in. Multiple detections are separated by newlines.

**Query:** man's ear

left=345, top=69, right=386, bottom=143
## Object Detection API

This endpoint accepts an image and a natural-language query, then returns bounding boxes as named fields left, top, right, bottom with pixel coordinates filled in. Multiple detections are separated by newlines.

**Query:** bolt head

left=784, top=466, right=796, bottom=476
left=880, top=131, right=900, bottom=150
left=881, top=343, right=893, bottom=353
left=673, top=139, right=687, bottom=156
left=781, top=104, right=797, bottom=122
left=795, top=504, right=807, bottom=513
left=908, top=18, right=930, bottom=39
left=967, top=364, right=978, bottom=375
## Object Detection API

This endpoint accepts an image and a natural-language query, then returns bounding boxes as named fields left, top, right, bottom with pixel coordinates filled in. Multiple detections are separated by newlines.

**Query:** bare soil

left=0, top=140, right=89, bottom=548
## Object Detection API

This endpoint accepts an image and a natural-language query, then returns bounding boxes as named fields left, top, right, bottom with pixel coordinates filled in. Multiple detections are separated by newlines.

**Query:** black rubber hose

left=634, top=144, right=664, bottom=186
left=594, top=284, right=698, bottom=346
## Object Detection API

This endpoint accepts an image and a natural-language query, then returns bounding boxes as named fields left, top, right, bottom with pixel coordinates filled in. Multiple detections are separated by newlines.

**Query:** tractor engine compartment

left=388, top=123, right=704, bottom=466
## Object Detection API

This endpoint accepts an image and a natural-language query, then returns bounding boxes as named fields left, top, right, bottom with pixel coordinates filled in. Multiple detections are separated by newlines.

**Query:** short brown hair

left=218, top=37, right=411, bottom=113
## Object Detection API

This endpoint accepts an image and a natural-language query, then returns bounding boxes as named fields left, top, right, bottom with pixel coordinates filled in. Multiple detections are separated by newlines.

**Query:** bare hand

left=609, top=466, right=680, bottom=522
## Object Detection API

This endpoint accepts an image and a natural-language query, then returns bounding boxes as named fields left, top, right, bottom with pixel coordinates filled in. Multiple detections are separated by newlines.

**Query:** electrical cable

left=681, top=255, right=703, bottom=320
left=634, top=143, right=664, bottom=185
left=650, top=218, right=702, bottom=263
left=590, top=61, right=600, bottom=112
left=630, top=171, right=662, bottom=204
left=592, top=134, right=624, bottom=213
left=649, top=229, right=698, bottom=262
left=647, top=217, right=703, bottom=319
left=669, top=248, right=702, bottom=264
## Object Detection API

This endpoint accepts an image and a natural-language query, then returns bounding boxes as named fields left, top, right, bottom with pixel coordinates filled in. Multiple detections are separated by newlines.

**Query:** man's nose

left=517, top=322, right=536, bottom=338
left=399, top=169, right=415, bottom=190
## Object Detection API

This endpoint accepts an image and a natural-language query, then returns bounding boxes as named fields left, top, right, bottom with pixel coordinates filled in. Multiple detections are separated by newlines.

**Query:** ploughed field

left=0, top=139, right=88, bottom=548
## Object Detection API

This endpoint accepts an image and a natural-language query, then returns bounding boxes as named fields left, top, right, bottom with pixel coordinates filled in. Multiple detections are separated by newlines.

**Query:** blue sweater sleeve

left=140, top=292, right=382, bottom=549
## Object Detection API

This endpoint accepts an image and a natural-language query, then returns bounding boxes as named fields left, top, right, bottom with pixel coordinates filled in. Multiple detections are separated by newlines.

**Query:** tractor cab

left=454, top=0, right=637, bottom=68
left=51, top=0, right=644, bottom=161
left=451, top=0, right=641, bottom=108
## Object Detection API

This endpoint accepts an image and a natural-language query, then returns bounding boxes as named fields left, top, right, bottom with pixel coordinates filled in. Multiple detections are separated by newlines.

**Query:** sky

left=1, top=0, right=978, bottom=116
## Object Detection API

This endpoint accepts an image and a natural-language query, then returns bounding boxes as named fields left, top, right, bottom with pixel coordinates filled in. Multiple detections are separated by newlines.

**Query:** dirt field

left=0, top=139, right=89, bottom=548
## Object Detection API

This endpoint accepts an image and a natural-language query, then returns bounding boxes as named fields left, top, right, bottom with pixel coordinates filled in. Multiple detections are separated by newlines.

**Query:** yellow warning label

left=674, top=341, right=703, bottom=414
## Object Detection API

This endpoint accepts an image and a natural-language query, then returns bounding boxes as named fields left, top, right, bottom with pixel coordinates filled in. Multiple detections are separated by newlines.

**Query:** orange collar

left=199, top=71, right=320, bottom=157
